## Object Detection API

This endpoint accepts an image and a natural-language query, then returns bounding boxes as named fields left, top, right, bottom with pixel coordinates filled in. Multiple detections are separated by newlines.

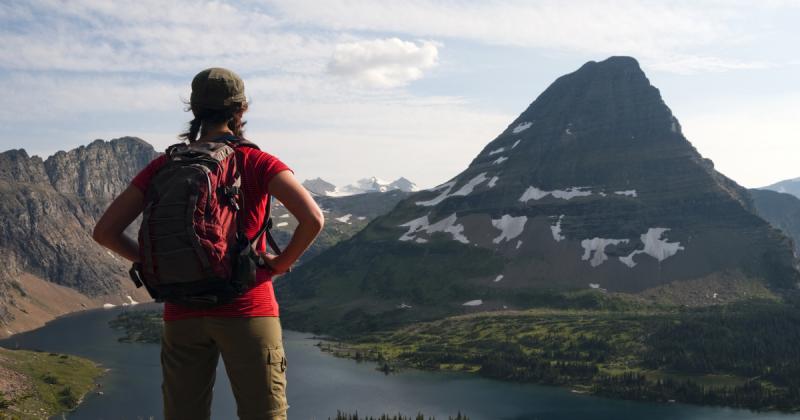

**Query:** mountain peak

left=279, top=57, right=799, bottom=334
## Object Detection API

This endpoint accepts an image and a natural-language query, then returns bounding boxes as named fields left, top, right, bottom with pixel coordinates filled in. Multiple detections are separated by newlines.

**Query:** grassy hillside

left=321, top=297, right=800, bottom=411
left=0, top=347, right=103, bottom=419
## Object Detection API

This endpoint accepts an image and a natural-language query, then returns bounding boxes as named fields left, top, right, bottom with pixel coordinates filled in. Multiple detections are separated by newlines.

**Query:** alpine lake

left=1, top=304, right=799, bottom=420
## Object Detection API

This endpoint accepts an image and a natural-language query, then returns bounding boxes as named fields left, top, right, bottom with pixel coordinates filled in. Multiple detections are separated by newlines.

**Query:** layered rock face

left=0, top=138, right=158, bottom=335
left=277, top=57, right=799, bottom=333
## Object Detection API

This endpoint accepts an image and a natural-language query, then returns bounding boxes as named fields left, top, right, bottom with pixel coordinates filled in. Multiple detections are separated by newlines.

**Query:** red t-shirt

left=130, top=144, right=291, bottom=321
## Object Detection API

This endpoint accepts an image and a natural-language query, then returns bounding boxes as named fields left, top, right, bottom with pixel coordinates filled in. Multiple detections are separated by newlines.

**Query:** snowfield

left=620, top=228, right=685, bottom=267
left=512, top=122, right=533, bottom=133
left=399, top=213, right=469, bottom=244
left=492, top=215, right=528, bottom=244
left=416, top=173, right=488, bottom=206
left=550, top=215, right=566, bottom=242
left=519, top=186, right=592, bottom=202
left=614, top=190, right=637, bottom=197
left=581, top=237, right=629, bottom=267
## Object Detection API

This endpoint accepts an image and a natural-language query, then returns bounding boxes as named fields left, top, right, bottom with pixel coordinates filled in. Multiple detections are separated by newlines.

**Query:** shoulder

left=237, top=144, right=290, bottom=171
left=131, top=154, right=168, bottom=192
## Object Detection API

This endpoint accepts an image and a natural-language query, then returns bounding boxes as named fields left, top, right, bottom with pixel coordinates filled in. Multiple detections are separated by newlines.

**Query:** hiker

left=93, top=67, right=324, bottom=420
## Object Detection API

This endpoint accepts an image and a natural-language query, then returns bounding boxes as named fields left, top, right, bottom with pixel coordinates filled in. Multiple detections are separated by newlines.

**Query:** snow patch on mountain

left=416, top=173, right=488, bottom=206
left=488, top=176, right=499, bottom=188
left=581, top=238, right=629, bottom=267
left=492, top=156, right=508, bottom=165
left=489, top=147, right=505, bottom=156
left=512, top=139, right=521, bottom=149
left=551, top=215, right=566, bottom=242
left=614, top=190, right=637, bottom=197
left=512, top=122, right=533, bottom=133
left=335, top=214, right=352, bottom=223
left=494, top=275, right=504, bottom=282
left=520, top=186, right=592, bottom=202
left=619, top=228, right=685, bottom=267
left=491, top=215, right=528, bottom=244
left=398, top=213, right=469, bottom=244
left=462, top=299, right=483, bottom=306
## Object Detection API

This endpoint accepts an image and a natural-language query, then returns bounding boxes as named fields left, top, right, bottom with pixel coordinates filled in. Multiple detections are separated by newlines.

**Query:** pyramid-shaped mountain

left=277, top=57, right=799, bottom=334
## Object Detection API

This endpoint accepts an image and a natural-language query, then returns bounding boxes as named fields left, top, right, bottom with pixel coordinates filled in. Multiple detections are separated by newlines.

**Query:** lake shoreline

left=108, top=307, right=800, bottom=414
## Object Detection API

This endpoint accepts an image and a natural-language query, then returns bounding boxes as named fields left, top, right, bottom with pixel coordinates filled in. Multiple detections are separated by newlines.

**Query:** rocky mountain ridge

left=0, top=138, right=158, bottom=336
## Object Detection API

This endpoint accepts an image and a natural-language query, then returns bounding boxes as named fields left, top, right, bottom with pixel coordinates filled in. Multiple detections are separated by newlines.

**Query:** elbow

left=311, top=211, right=325, bottom=233
left=92, top=224, right=110, bottom=247
left=303, top=208, right=324, bottom=234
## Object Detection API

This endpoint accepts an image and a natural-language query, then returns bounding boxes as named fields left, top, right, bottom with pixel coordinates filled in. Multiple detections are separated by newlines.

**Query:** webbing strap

left=250, top=196, right=282, bottom=256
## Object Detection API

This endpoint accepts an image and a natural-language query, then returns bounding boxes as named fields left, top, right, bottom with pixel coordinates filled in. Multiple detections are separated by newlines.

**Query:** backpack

left=128, top=134, right=283, bottom=309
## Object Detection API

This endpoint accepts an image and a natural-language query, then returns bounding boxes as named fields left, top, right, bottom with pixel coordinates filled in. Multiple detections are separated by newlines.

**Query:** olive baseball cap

left=190, top=67, right=246, bottom=111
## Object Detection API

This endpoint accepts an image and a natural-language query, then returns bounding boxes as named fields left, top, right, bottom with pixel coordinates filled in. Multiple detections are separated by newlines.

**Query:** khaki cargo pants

left=161, top=316, right=288, bottom=420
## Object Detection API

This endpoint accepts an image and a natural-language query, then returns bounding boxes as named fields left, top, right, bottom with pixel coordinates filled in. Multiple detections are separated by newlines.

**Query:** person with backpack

left=93, top=67, right=324, bottom=420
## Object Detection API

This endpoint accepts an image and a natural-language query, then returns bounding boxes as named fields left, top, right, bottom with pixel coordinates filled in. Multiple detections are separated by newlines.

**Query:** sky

left=0, top=0, right=798, bottom=189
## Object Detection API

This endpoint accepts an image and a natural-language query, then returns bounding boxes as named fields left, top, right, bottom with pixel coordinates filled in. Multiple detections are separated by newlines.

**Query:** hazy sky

left=1, top=1, right=798, bottom=189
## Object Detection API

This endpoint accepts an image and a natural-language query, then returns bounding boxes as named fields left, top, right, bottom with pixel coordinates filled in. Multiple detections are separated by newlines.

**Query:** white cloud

left=268, top=0, right=774, bottom=74
left=328, top=38, right=439, bottom=88
left=0, top=0, right=330, bottom=74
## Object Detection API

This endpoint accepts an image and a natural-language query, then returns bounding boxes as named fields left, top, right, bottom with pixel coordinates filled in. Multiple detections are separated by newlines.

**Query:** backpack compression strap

left=251, top=196, right=283, bottom=256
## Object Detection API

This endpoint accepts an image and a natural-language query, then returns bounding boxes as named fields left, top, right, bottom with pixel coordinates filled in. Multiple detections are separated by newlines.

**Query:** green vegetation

left=323, top=298, right=800, bottom=412
left=0, top=347, right=103, bottom=419
left=278, top=236, right=506, bottom=336
left=330, top=411, right=468, bottom=420
left=109, top=310, right=163, bottom=343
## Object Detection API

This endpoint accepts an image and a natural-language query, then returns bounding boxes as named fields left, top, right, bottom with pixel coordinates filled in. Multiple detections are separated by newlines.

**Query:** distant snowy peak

left=389, top=177, right=417, bottom=193
left=303, top=176, right=417, bottom=197
left=302, top=177, right=337, bottom=196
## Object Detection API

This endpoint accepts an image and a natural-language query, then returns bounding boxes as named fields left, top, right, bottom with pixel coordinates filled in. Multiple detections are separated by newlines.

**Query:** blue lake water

left=1, top=304, right=799, bottom=420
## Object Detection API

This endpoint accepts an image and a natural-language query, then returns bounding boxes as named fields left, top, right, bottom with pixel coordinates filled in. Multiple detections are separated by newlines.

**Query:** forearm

left=96, top=233, right=140, bottom=263
left=269, top=219, right=322, bottom=273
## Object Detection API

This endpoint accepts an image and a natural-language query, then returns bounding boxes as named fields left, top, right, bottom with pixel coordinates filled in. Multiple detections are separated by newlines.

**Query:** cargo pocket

left=266, top=346, right=288, bottom=415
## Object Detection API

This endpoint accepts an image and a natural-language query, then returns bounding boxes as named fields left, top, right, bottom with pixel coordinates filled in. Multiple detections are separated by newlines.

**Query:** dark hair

left=179, top=102, right=249, bottom=143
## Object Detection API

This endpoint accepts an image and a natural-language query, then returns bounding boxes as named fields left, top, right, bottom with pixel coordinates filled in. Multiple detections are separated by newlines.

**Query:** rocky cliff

left=0, top=138, right=158, bottom=336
